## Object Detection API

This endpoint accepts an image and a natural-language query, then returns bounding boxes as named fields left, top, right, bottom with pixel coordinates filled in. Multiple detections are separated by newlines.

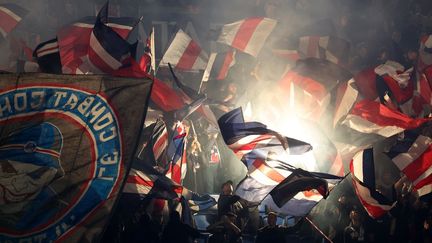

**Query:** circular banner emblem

left=0, top=85, right=122, bottom=242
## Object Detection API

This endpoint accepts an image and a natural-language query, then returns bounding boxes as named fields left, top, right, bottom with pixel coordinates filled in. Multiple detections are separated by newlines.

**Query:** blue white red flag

left=350, top=148, right=397, bottom=218
left=218, top=107, right=312, bottom=203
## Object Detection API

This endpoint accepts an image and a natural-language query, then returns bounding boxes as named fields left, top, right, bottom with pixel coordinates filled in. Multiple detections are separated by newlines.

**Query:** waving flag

left=218, top=107, right=313, bottom=203
left=340, top=99, right=428, bottom=138
left=58, top=15, right=137, bottom=74
left=385, top=129, right=432, bottom=199
left=33, top=38, right=62, bottom=74
left=350, top=148, right=397, bottom=218
left=87, top=4, right=134, bottom=74
left=0, top=73, right=152, bottom=242
left=202, top=50, right=236, bottom=82
left=159, top=29, right=208, bottom=70
left=278, top=58, right=353, bottom=121
left=165, top=122, right=188, bottom=183
left=260, top=169, right=340, bottom=216
left=217, top=17, right=277, bottom=57
left=0, top=3, right=27, bottom=41
left=298, top=36, right=350, bottom=65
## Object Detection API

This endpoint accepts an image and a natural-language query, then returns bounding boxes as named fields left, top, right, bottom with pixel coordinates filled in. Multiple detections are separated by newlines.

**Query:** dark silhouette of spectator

left=207, top=212, right=242, bottom=243
left=217, top=180, right=242, bottom=219
left=344, top=210, right=368, bottom=243
left=161, top=211, right=201, bottom=243
left=255, top=212, right=296, bottom=243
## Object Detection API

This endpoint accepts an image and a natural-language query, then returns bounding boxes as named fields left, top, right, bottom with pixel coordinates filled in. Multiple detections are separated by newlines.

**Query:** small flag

left=217, top=17, right=277, bottom=57
left=88, top=5, right=134, bottom=74
left=0, top=3, right=27, bottom=41
left=202, top=50, right=236, bottom=82
left=159, top=29, right=208, bottom=70
left=33, top=38, right=62, bottom=74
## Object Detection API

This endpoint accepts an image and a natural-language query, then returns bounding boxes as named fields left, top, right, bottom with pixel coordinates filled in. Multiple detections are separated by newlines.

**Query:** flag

left=58, top=16, right=137, bottom=73
left=136, top=119, right=168, bottom=166
left=260, top=169, right=341, bottom=216
left=159, top=29, right=208, bottom=70
left=278, top=58, right=353, bottom=121
left=385, top=129, right=432, bottom=198
left=123, top=159, right=183, bottom=199
left=218, top=107, right=312, bottom=203
left=217, top=17, right=277, bottom=57
left=340, top=99, right=428, bottom=138
left=182, top=189, right=217, bottom=212
left=298, top=36, right=350, bottom=65
left=350, top=148, right=397, bottom=218
left=202, top=50, right=236, bottom=82
left=0, top=3, right=27, bottom=41
left=165, top=122, right=188, bottom=184
left=87, top=6, right=134, bottom=74
left=0, top=73, right=152, bottom=241
left=33, top=38, right=62, bottom=74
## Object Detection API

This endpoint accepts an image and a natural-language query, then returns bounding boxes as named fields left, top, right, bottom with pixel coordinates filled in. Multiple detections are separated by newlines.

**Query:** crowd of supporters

left=3, top=0, right=432, bottom=242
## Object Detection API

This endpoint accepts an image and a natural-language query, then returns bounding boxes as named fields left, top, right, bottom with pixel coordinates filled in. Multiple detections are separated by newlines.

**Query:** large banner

left=0, top=73, right=152, bottom=242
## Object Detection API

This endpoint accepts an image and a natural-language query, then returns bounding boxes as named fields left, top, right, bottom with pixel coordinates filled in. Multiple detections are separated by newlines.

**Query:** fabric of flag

left=182, top=189, right=217, bottom=212
left=340, top=99, right=429, bottom=138
left=58, top=16, right=137, bottom=74
left=165, top=122, right=188, bottom=184
left=217, top=17, right=277, bottom=57
left=159, top=29, right=208, bottom=70
left=202, top=51, right=236, bottom=82
left=278, top=58, right=353, bottom=121
left=259, top=169, right=341, bottom=216
left=385, top=129, right=432, bottom=198
left=33, top=38, right=62, bottom=74
left=0, top=73, right=152, bottom=242
left=123, top=160, right=183, bottom=199
left=218, top=107, right=312, bottom=203
left=88, top=5, right=134, bottom=74
left=0, top=3, right=27, bottom=41
left=136, top=119, right=168, bottom=166
left=350, top=148, right=397, bottom=218
left=298, top=36, right=350, bottom=65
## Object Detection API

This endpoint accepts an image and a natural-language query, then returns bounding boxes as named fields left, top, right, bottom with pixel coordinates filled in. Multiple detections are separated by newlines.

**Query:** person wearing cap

left=0, top=122, right=65, bottom=230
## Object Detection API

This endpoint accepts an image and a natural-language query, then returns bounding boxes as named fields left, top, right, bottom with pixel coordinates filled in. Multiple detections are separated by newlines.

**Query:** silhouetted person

left=207, top=212, right=242, bottom=243
left=217, top=181, right=242, bottom=219
left=344, top=210, right=368, bottom=243
left=161, top=211, right=201, bottom=243
left=255, top=212, right=286, bottom=243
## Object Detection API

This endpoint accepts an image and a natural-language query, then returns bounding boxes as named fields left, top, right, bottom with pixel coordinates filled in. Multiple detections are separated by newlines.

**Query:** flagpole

left=305, top=217, right=334, bottom=243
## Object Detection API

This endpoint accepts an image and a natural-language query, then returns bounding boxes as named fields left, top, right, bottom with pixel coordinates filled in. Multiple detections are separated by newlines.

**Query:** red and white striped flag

left=0, top=3, right=27, bottom=40
left=340, top=100, right=429, bottom=138
left=160, top=29, right=208, bottom=70
left=386, top=129, right=432, bottom=199
left=217, top=17, right=277, bottom=57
